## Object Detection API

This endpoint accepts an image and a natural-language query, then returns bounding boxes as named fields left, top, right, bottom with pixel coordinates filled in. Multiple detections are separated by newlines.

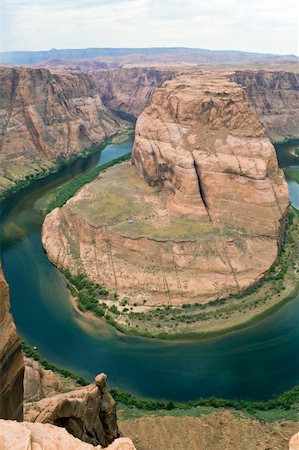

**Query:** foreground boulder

left=0, top=420, right=136, bottom=450
left=25, top=374, right=119, bottom=448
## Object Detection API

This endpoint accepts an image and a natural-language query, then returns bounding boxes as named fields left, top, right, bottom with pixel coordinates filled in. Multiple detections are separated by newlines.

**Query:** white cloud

left=0, top=0, right=298, bottom=55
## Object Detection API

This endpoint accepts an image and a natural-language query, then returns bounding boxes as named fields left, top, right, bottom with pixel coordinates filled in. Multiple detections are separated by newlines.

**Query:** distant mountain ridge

left=0, top=47, right=297, bottom=65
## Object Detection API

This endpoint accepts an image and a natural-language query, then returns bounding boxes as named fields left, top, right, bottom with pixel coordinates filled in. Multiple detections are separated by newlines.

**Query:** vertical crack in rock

left=193, top=161, right=212, bottom=222
left=221, top=242, right=241, bottom=291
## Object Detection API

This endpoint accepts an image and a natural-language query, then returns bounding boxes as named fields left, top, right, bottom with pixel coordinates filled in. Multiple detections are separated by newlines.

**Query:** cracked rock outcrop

left=42, top=71, right=289, bottom=305
left=132, top=71, right=288, bottom=235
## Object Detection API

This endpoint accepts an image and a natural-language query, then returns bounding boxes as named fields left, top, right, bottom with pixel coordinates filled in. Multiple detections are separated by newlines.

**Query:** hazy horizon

left=1, top=0, right=298, bottom=56
left=0, top=45, right=297, bottom=57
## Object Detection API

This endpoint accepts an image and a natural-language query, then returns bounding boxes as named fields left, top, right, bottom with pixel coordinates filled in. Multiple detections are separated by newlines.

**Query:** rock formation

left=25, top=374, right=119, bottom=448
left=0, top=67, right=127, bottom=193
left=233, top=70, right=299, bottom=142
left=0, top=268, right=24, bottom=421
left=0, top=420, right=136, bottom=450
left=132, top=71, right=288, bottom=235
left=23, top=357, right=79, bottom=403
left=42, top=71, right=289, bottom=306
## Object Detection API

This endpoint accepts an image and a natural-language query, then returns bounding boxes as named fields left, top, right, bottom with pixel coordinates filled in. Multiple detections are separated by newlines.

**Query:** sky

left=1, top=0, right=298, bottom=55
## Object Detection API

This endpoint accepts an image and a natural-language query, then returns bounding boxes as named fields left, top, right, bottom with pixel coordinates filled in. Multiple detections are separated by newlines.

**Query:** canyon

left=1, top=65, right=298, bottom=198
left=0, top=59, right=299, bottom=449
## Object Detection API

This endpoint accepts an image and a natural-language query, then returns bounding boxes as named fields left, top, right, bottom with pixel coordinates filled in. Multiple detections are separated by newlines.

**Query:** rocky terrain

left=233, top=70, right=299, bottom=142
left=0, top=268, right=24, bottom=421
left=119, top=411, right=299, bottom=450
left=25, top=374, right=121, bottom=447
left=0, top=66, right=127, bottom=194
left=0, top=266, right=135, bottom=448
left=23, top=357, right=79, bottom=403
left=42, top=71, right=289, bottom=307
left=0, top=420, right=135, bottom=450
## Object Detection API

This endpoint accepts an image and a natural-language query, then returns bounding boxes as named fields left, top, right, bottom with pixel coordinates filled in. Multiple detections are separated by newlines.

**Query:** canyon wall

left=0, top=66, right=297, bottom=196
left=92, top=67, right=299, bottom=145
left=0, top=67, right=126, bottom=193
left=0, top=268, right=24, bottom=421
left=42, top=72, right=289, bottom=306
left=233, top=70, right=299, bottom=142
left=92, top=68, right=176, bottom=120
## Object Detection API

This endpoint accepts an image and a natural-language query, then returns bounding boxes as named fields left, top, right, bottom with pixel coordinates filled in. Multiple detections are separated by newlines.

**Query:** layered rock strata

left=25, top=374, right=119, bottom=448
left=233, top=70, right=299, bottom=142
left=92, top=67, right=175, bottom=120
left=0, top=268, right=24, bottom=421
left=132, top=72, right=288, bottom=235
left=0, top=420, right=136, bottom=450
left=42, top=72, right=288, bottom=305
left=0, top=67, right=126, bottom=192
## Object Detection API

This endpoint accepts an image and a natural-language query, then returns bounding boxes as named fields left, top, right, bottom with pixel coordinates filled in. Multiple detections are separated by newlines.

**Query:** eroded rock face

left=132, top=72, right=288, bottom=236
left=0, top=268, right=24, bottom=421
left=0, top=67, right=126, bottom=192
left=23, top=357, right=79, bottom=403
left=25, top=374, right=119, bottom=448
left=233, top=70, right=299, bottom=143
left=0, top=420, right=136, bottom=450
left=92, top=67, right=176, bottom=120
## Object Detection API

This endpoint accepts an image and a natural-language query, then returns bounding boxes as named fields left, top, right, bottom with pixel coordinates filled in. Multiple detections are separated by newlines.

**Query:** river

left=1, top=137, right=299, bottom=402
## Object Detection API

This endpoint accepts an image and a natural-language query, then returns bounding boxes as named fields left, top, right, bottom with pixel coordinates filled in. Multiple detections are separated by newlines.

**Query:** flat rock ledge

left=0, top=420, right=136, bottom=450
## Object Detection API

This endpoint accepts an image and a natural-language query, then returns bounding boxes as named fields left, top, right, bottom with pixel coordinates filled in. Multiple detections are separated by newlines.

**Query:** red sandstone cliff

left=92, top=68, right=176, bottom=120
left=132, top=71, right=288, bottom=235
left=0, top=268, right=24, bottom=421
left=233, top=70, right=299, bottom=142
left=0, top=67, right=127, bottom=193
